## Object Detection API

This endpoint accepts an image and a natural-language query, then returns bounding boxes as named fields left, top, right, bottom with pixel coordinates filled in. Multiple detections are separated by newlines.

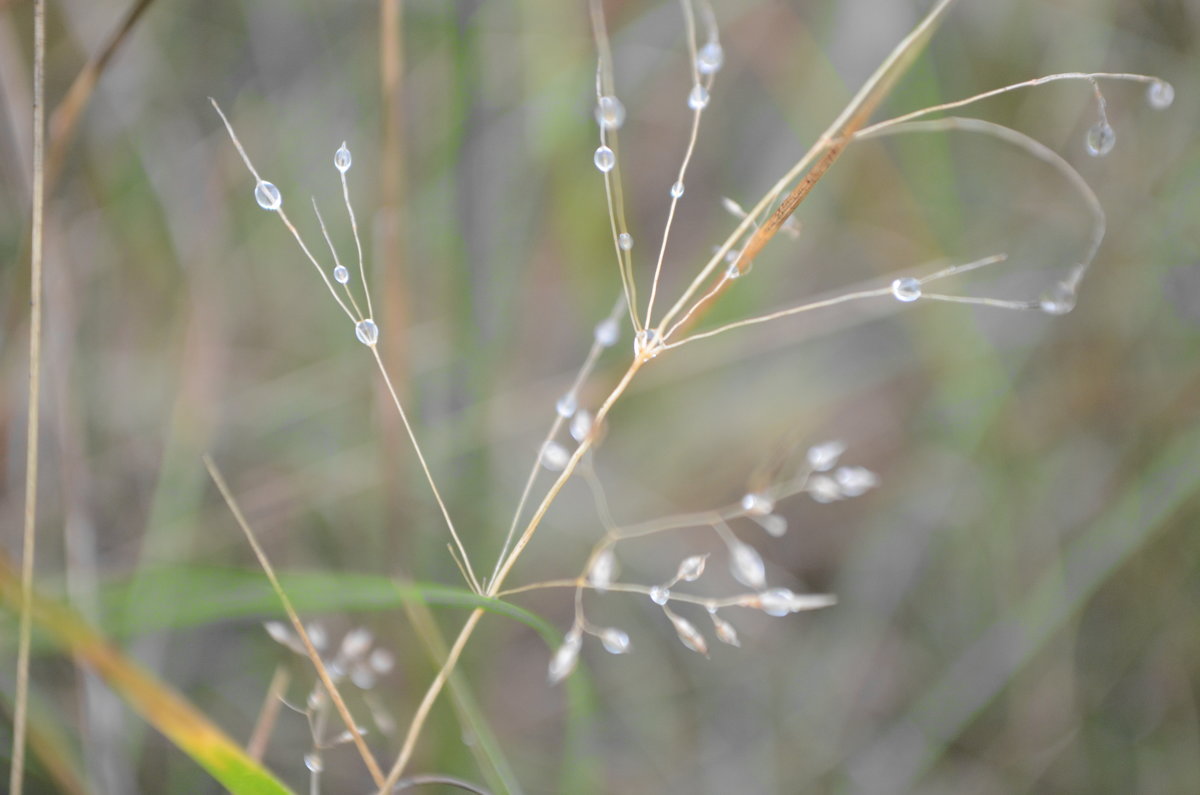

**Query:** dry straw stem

left=11, top=1, right=46, bottom=792
left=377, top=4, right=958, bottom=788
left=247, top=665, right=291, bottom=762
left=203, top=455, right=387, bottom=789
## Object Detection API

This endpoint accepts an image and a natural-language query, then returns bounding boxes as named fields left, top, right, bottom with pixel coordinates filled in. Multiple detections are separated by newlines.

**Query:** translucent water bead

left=594, top=145, right=616, bottom=173
left=618, top=232, right=633, bottom=251
left=891, top=276, right=922, bottom=302
left=696, top=41, right=724, bottom=75
left=333, top=265, right=350, bottom=284
left=254, top=180, right=281, bottom=211
left=1039, top=282, right=1076, bottom=315
left=355, top=318, right=379, bottom=345
left=649, top=585, right=670, bottom=605
left=594, top=317, right=620, bottom=347
left=303, top=753, right=323, bottom=773
left=595, top=95, right=626, bottom=130
left=687, top=84, right=710, bottom=110
left=669, top=180, right=685, bottom=199
left=1147, top=80, right=1174, bottom=110
left=1085, top=122, right=1116, bottom=157
left=334, top=142, right=352, bottom=172
left=555, top=392, right=578, bottom=418
left=599, top=628, right=631, bottom=654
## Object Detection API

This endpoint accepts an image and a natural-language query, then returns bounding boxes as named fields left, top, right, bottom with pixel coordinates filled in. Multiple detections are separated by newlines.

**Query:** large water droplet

left=1085, top=122, right=1116, bottom=157
left=594, top=95, right=626, bottom=130
left=304, top=753, right=323, bottom=772
left=555, top=392, right=578, bottom=418
left=334, top=142, right=352, bottom=173
left=649, top=585, right=670, bottom=605
left=696, top=41, right=724, bottom=75
left=594, top=145, right=616, bottom=173
left=1039, top=282, right=1077, bottom=315
left=254, top=180, right=281, bottom=211
left=333, top=265, right=349, bottom=284
left=891, top=276, right=921, bottom=302
left=687, top=84, right=710, bottom=110
left=594, top=317, right=620, bottom=348
left=1146, top=80, right=1174, bottom=110
left=599, top=627, right=631, bottom=654
left=669, top=180, right=685, bottom=199
left=618, top=232, right=633, bottom=251
left=570, top=409, right=593, bottom=442
left=355, top=319, right=379, bottom=345
left=634, top=328, right=662, bottom=360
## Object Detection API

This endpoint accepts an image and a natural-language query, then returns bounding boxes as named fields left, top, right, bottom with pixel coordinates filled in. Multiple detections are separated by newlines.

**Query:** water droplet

left=725, top=262, right=741, bottom=280
left=696, top=41, right=724, bottom=75
left=570, top=409, right=593, bottom=442
left=1039, top=282, right=1077, bottom=315
left=254, top=180, right=281, bottom=211
left=334, top=142, right=352, bottom=172
left=333, top=265, right=350, bottom=284
left=687, top=84, right=710, bottom=110
left=669, top=180, right=685, bottom=199
left=548, top=629, right=582, bottom=685
left=807, top=440, right=846, bottom=472
left=594, top=317, right=620, bottom=347
left=634, top=328, right=663, bottom=360
left=618, top=232, right=633, bottom=251
left=304, top=753, right=323, bottom=772
left=355, top=318, right=379, bottom=345
left=729, top=541, right=766, bottom=589
left=587, top=549, right=617, bottom=593
left=891, top=276, right=922, bottom=302
left=599, top=627, right=631, bottom=654
left=556, top=392, right=578, bottom=418
left=594, top=145, right=616, bottom=173
left=835, top=466, right=877, bottom=497
left=1085, top=122, right=1116, bottom=157
left=540, top=441, right=570, bottom=471
left=675, top=554, right=708, bottom=582
left=649, top=585, right=670, bottom=605
left=808, top=475, right=841, bottom=503
left=758, top=587, right=796, bottom=617
left=594, top=95, right=626, bottom=130
left=741, top=492, right=774, bottom=516
left=1147, top=80, right=1174, bottom=110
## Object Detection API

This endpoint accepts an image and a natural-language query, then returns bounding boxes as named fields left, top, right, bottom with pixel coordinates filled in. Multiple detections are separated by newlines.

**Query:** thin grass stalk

left=10, top=1, right=46, bottom=791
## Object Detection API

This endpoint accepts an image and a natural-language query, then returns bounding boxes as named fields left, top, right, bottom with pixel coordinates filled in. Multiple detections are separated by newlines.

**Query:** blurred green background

left=2, top=0, right=1199, bottom=792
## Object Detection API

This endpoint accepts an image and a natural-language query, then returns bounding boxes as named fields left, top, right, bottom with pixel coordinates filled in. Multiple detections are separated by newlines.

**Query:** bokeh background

left=2, top=0, right=1199, bottom=792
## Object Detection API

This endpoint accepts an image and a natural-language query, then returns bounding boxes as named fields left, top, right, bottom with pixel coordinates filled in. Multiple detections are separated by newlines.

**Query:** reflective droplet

left=741, top=492, right=774, bottom=516
left=587, top=549, right=617, bottom=593
left=540, top=441, right=570, bottom=471
left=725, top=262, right=741, bottom=280
left=1039, top=282, right=1077, bottom=315
left=556, top=392, right=578, bottom=418
left=355, top=318, right=379, bottom=345
left=618, top=232, right=633, bottom=251
left=891, top=276, right=921, bottom=302
left=758, top=587, right=796, bottom=617
left=334, top=142, right=352, bottom=172
left=634, top=328, right=662, bottom=360
left=835, top=466, right=877, bottom=497
left=594, top=145, right=616, bottom=173
left=729, top=541, right=766, bottom=589
left=1146, top=80, right=1174, bottom=110
left=696, top=41, right=724, bottom=75
left=807, top=440, right=846, bottom=472
left=304, top=753, right=323, bottom=772
left=570, top=409, right=593, bottom=442
left=548, top=629, right=582, bottom=684
left=594, top=317, right=620, bottom=348
left=254, top=180, right=282, bottom=211
left=669, top=180, right=685, bottom=199
left=687, top=84, right=710, bottom=110
left=599, top=627, right=631, bottom=654
left=333, top=265, right=350, bottom=284
left=649, top=585, right=670, bottom=605
left=594, top=95, right=626, bottom=130
left=1085, top=122, right=1116, bottom=157
left=808, top=475, right=841, bottom=504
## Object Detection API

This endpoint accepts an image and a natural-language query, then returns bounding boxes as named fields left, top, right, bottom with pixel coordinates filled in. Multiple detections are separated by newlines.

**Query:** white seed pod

left=807, top=440, right=846, bottom=471
left=587, top=549, right=618, bottom=593
left=548, top=629, right=583, bottom=685
left=835, top=466, right=877, bottom=497
left=666, top=609, right=708, bottom=656
left=570, top=409, right=594, bottom=442
left=753, top=513, right=788, bottom=538
left=740, top=491, right=774, bottom=516
left=339, top=627, right=373, bottom=661
left=808, top=475, right=841, bottom=503
left=675, top=554, right=709, bottom=583
left=728, top=541, right=766, bottom=589
left=710, top=613, right=741, bottom=647
left=540, top=441, right=570, bottom=471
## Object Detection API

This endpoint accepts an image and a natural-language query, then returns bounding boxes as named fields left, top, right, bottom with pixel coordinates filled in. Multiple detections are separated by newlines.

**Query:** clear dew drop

left=254, top=180, right=282, bottom=211
left=594, top=95, right=626, bottom=130
left=355, top=318, right=379, bottom=345
left=618, top=232, right=634, bottom=251
left=649, top=585, right=671, bottom=605
left=1085, top=122, right=1116, bottom=157
left=725, top=262, right=741, bottom=280
left=758, top=587, right=796, bottom=617
left=540, top=441, right=570, bottom=471
left=741, top=491, right=774, bottom=516
left=1039, top=282, right=1077, bottom=315
left=669, top=180, right=685, bottom=199
left=369, top=648, right=395, bottom=674
left=594, top=145, right=616, bottom=173
left=696, top=41, right=724, bottom=75
left=334, top=142, right=352, bottom=172
left=599, top=628, right=631, bottom=654
left=687, top=84, right=710, bottom=110
left=333, top=265, right=350, bottom=284
left=570, top=409, right=594, bottom=442
left=891, top=276, right=922, bottom=302
left=304, top=753, right=323, bottom=773
left=835, top=466, right=877, bottom=497
left=555, top=392, right=578, bottom=418
left=594, top=317, right=620, bottom=348
left=1147, top=80, right=1174, bottom=110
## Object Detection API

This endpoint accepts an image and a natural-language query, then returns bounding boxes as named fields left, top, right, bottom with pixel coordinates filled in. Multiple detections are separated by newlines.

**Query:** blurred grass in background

left=2, top=0, right=1199, bottom=792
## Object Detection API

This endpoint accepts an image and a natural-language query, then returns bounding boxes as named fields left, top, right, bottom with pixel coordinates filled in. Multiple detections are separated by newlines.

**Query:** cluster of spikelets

left=210, top=0, right=1175, bottom=789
